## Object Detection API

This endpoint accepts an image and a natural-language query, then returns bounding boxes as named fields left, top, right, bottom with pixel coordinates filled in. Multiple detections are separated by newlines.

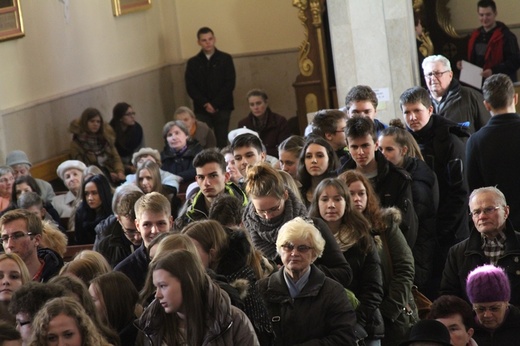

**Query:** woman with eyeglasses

left=339, top=170, right=416, bottom=346
left=109, top=102, right=144, bottom=174
left=257, top=217, right=356, bottom=345
left=243, top=162, right=352, bottom=288
left=0, top=253, right=30, bottom=325
left=308, top=178, right=384, bottom=345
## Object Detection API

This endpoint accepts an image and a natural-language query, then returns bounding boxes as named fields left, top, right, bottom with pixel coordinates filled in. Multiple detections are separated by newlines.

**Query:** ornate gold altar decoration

left=435, top=0, right=464, bottom=39
left=293, top=0, right=314, bottom=77
left=413, top=0, right=434, bottom=57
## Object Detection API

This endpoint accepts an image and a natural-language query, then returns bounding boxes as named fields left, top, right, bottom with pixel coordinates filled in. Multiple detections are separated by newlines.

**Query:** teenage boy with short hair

left=114, top=192, right=173, bottom=290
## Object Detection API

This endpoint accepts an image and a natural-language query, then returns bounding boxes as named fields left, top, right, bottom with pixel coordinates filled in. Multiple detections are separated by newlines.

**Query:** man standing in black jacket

left=185, top=27, right=236, bottom=149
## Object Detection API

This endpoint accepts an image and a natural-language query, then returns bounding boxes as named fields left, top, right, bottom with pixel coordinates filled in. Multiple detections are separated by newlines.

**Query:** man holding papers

left=423, top=55, right=490, bottom=134
left=466, top=0, right=520, bottom=81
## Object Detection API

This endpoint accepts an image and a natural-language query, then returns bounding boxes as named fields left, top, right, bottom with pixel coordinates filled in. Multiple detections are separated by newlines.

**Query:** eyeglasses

left=425, top=70, right=450, bottom=79
left=16, top=319, right=31, bottom=327
left=0, top=176, right=14, bottom=184
left=124, top=112, right=136, bottom=116
left=469, top=206, right=500, bottom=217
left=255, top=202, right=282, bottom=217
left=335, top=127, right=346, bottom=133
left=281, top=243, right=314, bottom=253
left=1, top=232, right=33, bottom=244
left=473, top=304, right=504, bottom=314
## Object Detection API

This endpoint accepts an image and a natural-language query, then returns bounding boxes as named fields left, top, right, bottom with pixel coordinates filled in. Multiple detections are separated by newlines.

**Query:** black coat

left=440, top=221, right=520, bottom=306
left=473, top=304, right=520, bottom=346
left=343, top=239, right=385, bottom=339
left=409, top=114, right=469, bottom=244
left=185, top=48, right=236, bottom=113
left=402, top=156, right=439, bottom=288
left=466, top=113, right=520, bottom=230
left=338, top=150, right=418, bottom=249
left=160, top=140, right=202, bottom=183
left=114, top=243, right=149, bottom=291
left=257, top=265, right=357, bottom=345
left=94, top=215, right=136, bottom=268
left=37, top=248, right=64, bottom=283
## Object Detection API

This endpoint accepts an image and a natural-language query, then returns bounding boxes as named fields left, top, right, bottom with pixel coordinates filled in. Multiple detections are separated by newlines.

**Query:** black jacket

left=185, top=48, right=236, bottom=113
left=37, top=248, right=64, bottom=283
left=338, top=150, right=418, bottom=248
left=402, top=156, right=439, bottom=288
left=343, top=239, right=385, bottom=339
left=94, top=215, right=137, bottom=268
left=160, top=140, right=203, bottom=183
left=175, top=182, right=247, bottom=230
left=114, top=243, right=149, bottom=291
left=257, top=265, right=357, bottom=345
left=473, top=304, right=520, bottom=346
left=466, top=113, right=520, bottom=230
left=440, top=220, right=520, bottom=306
left=431, top=78, right=491, bottom=135
left=409, top=114, right=469, bottom=244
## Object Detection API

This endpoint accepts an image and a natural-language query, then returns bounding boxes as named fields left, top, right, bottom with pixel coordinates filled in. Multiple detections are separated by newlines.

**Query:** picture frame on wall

left=112, top=0, right=152, bottom=17
left=0, top=0, right=24, bottom=42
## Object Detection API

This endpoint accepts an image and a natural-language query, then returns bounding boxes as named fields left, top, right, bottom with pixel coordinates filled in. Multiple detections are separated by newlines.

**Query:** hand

left=481, top=69, right=492, bottom=78
left=110, top=172, right=118, bottom=182
left=204, top=103, right=217, bottom=114
left=456, top=60, right=462, bottom=70
left=117, top=172, right=126, bottom=181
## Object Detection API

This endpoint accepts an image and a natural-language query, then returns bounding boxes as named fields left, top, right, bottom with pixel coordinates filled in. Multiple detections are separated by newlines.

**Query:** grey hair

left=174, top=106, right=196, bottom=120
left=162, top=120, right=189, bottom=139
left=0, top=166, right=14, bottom=177
left=422, top=54, right=452, bottom=71
left=469, top=186, right=507, bottom=207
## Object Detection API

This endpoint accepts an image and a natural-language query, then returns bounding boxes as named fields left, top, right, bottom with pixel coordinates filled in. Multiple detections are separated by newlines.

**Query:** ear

left=168, top=215, right=174, bottom=230
left=483, top=100, right=493, bottom=112
left=402, top=145, right=409, bottom=156
left=260, top=152, right=266, bottom=162
left=514, top=93, right=519, bottom=106
left=503, top=205, right=510, bottom=219
left=324, top=132, right=334, bottom=141
left=374, top=140, right=379, bottom=151
left=467, top=327, right=474, bottom=338
left=33, top=234, right=42, bottom=248
left=224, top=171, right=230, bottom=183
left=283, top=189, right=289, bottom=200
left=209, top=248, right=217, bottom=264
left=428, top=105, right=434, bottom=115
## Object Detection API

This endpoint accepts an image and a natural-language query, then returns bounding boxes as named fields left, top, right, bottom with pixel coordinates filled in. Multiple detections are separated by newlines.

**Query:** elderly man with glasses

left=441, top=186, right=520, bottom=306
left=422, top=55, right=491, bottom=135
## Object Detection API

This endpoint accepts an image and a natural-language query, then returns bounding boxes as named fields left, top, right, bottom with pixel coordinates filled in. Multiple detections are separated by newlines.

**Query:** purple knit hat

left=466, top=264, right=511, bottom=303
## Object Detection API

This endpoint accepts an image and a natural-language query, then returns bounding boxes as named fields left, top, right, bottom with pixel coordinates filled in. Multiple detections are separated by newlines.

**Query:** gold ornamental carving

left=293, top=0, right=314, bottom=77
left=435, top=0, right=463, bottom=39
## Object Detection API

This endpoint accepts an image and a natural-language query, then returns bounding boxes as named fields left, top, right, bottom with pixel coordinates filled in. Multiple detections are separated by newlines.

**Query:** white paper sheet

left=460, top=60, right=483, bottom=90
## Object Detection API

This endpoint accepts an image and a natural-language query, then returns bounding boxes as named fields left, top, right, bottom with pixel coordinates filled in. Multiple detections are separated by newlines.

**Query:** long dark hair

left=308, top=178, right=372, bottom=253
left=11, top=175, right=41, bottom=207
left=148, top=250, right=220, bottom=346
left=90, top=272, right=138, bottom=333
left=78, top=174, right=113, bottom=218
left=298, top=136, right=339, bottom=194
left=109, top=102, right=131, bottom=134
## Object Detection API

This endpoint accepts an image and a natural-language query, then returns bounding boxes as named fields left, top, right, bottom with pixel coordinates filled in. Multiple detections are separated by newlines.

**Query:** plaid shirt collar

left=482, top=230, right=507, bottom=265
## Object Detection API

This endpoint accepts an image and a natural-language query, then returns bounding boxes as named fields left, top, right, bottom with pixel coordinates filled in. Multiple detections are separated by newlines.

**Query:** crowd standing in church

left=2, top=9, right=520, bottom=344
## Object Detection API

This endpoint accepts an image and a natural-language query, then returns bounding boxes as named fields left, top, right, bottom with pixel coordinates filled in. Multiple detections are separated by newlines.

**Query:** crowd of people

left=0, top=2, right=519, bottom=344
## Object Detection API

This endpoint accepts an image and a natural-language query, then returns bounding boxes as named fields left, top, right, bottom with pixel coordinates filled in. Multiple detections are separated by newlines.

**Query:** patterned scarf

left=243, top=189, right=308, bottom=259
